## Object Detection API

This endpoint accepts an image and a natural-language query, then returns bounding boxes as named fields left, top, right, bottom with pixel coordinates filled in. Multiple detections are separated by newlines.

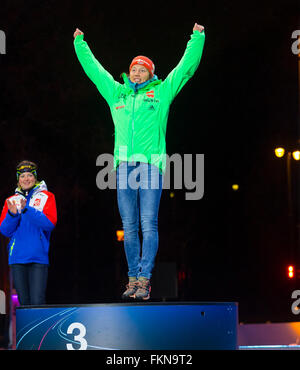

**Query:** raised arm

left=162, top=23, right=205, bottom=103
left=73, top=28, right=121, bottom=105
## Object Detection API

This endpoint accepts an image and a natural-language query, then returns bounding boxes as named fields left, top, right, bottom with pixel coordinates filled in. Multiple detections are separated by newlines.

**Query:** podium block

left=16, top=302, right=238, bottom=350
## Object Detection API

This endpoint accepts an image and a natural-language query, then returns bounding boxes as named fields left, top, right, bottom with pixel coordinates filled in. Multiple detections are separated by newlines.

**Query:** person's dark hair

left=16, top=160, right=38, bottom=171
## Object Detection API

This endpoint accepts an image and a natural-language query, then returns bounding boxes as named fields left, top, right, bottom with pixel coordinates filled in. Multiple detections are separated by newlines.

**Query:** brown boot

left=135, top=277, right=151, bottom=300
left=122, top=277, right=139, bottom=299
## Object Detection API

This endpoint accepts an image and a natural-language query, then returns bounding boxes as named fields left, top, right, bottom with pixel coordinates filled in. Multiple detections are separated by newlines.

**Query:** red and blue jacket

left=0, top=181, right=57, bottom=265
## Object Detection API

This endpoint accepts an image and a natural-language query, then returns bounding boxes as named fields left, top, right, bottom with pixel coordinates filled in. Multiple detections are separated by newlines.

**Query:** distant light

left=275, top=147, right=285, bottom=158
left=232, top=184, right=239, bottom=191
left=170, top=192, right=175, bottom=198
left=292, top=151, right=300, bottom=161
left=116, top=230, right=124, bottom=242
left=11, top=294, right=19, bottom=306
left=178, top=271, right=186, bottom=281
left=288, top=265, right=295, bottom=278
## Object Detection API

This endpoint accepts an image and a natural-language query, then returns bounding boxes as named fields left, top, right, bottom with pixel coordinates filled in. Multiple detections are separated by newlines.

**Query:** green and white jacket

left=74, top=30, right=205, bottom=173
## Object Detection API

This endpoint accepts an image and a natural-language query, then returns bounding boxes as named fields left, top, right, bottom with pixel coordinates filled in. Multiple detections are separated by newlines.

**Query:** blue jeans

left=11, top=263, right=48, bottom=305
left=117, top=162, right=163, bottom=280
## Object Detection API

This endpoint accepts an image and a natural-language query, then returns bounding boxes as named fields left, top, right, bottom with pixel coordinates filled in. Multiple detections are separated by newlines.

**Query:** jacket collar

left=122, top=73, right=160, bottom=92
left=15, top=180, right=48, bottom=198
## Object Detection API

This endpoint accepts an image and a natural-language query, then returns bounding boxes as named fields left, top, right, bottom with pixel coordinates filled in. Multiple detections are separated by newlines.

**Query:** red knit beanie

left=129, top=56, right=155, bottom=77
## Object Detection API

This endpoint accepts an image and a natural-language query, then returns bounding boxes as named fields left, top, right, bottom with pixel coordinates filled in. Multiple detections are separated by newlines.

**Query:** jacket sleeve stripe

left=42, top=192, right=57, bottom=226
left=0, top=200, right=8, bottom=228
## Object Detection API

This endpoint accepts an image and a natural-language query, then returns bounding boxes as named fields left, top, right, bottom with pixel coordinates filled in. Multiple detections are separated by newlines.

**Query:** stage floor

left=239, top=321, right=300, bottom=350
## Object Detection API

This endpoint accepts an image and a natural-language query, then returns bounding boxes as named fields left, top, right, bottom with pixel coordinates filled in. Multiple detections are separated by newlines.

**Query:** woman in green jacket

left=73, top=23, right=205, bottom=300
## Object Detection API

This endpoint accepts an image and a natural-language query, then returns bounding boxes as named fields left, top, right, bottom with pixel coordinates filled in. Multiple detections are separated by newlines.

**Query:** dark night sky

left=0, top=0, right=299, bottom=322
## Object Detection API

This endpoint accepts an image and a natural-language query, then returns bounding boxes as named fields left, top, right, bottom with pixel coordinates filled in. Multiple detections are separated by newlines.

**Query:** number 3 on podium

left=66, top=322, right=88, bottom=350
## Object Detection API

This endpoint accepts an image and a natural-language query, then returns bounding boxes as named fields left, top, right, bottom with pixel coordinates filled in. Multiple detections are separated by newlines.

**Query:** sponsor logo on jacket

left=146, top=90, right=154, bottom=98
left=29, top=192, right=48, bottom=212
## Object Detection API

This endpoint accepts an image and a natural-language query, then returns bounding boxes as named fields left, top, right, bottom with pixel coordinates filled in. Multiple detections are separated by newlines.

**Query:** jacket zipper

left=129, top=80, right=155, bottom=161
left=131, top=91, right=137, bottom=160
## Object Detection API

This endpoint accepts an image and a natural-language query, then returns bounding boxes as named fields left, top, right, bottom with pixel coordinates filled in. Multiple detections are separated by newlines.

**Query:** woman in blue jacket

left=0, top=161, right=57, bottom=305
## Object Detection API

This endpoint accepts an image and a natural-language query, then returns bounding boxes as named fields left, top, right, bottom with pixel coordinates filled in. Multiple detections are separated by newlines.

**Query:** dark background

left=0, top=0, right=299, bottom=331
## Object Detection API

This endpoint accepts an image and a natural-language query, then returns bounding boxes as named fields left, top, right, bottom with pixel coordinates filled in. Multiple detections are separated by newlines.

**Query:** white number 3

left=66, top=322, right=88, bottom=350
